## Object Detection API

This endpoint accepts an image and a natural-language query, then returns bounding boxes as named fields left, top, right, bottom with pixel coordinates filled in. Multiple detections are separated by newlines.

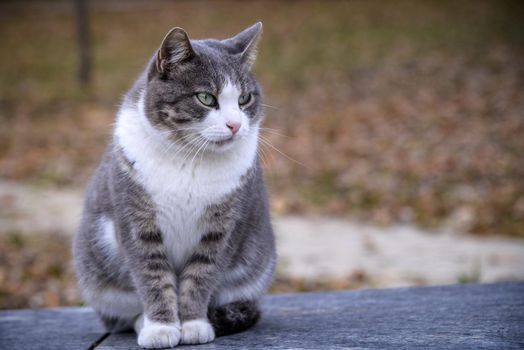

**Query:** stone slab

left=1, top=282, right=523, bottom=350
left=0, top=307, right=105, bottom=350
left=99, top=282, right=524, bottom=350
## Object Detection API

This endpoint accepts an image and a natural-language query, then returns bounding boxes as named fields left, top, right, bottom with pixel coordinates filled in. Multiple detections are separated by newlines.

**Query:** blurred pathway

left=275, top=216, right=524, bottom=287
left=0, top=181, right=82, bottom=235
left=1, top=181, right=523, bottom=287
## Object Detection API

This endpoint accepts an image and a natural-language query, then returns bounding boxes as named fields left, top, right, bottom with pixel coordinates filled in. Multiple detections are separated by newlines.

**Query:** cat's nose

left=226, top=121, right=241, bottom=135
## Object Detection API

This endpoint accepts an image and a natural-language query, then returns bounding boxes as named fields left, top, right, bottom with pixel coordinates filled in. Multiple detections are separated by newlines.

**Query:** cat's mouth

left=209, top=136, right=235, bottom=146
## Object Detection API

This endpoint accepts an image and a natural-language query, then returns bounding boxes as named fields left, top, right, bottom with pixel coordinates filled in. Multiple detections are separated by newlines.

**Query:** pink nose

left=226, top=121, right=241, bottom=135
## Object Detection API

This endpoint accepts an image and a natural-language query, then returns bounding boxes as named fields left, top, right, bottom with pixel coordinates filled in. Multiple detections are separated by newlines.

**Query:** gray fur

left=73, top=23, right=276, bottom=346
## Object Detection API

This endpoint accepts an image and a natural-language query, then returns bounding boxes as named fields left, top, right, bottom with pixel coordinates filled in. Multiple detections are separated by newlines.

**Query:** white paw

left=180, top=319, right=215, bottom=345
left=136, top=317, right=181, bottom=349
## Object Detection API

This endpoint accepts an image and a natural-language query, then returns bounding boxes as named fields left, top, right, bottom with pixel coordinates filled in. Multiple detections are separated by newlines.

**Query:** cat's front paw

left=137, top=320, right=181, bottom=349
left=180, top=319, right=215, bottom=344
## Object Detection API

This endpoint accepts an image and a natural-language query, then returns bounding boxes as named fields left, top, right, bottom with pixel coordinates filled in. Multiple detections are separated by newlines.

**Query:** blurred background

left=1, top=0, right=523, bottom=309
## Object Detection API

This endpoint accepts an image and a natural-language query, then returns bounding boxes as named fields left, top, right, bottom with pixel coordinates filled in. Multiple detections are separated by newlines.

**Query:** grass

left=1, top=0, right=523, bottom=236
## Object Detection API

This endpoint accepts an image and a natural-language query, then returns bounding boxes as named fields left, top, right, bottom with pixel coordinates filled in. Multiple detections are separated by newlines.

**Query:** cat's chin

left=206, top=137, right=240, bottom=153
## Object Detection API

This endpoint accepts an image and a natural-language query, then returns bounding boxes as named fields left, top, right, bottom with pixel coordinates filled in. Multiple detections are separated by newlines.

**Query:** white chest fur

left=115, top=98, right=258, bottom=270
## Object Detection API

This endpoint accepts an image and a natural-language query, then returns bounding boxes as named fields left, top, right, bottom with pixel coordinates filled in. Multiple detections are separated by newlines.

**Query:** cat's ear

left=223, top=22, right=263, bottom=69
left=156, top=27, right=195, bottom=74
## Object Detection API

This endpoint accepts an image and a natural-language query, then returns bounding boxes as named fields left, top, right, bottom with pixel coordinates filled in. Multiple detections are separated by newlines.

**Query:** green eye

left=238, top=93, right=252, bottom=106
left=196, top=92, right=217, bottom=107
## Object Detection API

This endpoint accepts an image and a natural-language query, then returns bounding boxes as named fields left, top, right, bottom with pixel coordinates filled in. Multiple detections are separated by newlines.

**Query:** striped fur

left=73, top=23, right=275, bottom=349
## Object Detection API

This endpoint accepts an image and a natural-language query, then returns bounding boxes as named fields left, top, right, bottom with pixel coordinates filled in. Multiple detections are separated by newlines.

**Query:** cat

left=73, top=22, right=276, bottom=349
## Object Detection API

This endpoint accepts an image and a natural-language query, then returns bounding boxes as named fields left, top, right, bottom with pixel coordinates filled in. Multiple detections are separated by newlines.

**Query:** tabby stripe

left=160, top=283, right=174, bottom=291
left=201, top=231, right=225, bottom=243
left=137, top=230, right=163, bottom=244
left=183, top=273, right=206, bottom=286
left=146, top=260, right=171, bottom=271
left=187, top=252, right=214, bottom=266
left=149, top=308, right=176, bottom=322
left=147, top=252, right=167, bottom=260
left=149, top=283, right=175, bottom=297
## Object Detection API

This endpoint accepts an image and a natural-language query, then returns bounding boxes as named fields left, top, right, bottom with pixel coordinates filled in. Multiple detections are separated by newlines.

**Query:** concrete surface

left=1, top=282, right=523, bottom=349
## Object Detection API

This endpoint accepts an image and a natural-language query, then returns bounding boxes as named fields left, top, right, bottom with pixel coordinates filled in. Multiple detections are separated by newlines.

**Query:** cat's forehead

left=193, top=39, right=237, bottom=59
left=190, top=40, right=253, bottom=89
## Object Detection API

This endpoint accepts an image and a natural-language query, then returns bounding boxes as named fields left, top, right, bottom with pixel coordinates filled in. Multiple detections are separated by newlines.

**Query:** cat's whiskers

left=174, top=126, right=203, bottom=132
left=197, top=139, right=211, bottom=167
left=259, top=128, right=289, bottom=138
left=188, top=136, right=212, bottom=170
left=190, top=129, right=220, bottom=167
left=150, top=132, right=192, bottom=160
left=261, top=103, right=280, bottom=110
left=169, top=135, right=202, bottom=159
left=257, top=146, right=270, bottom=169
left=172, top=132, right=202, bottom=146
left=180, top=135, right=207, bottom=168
left=257, top=134, right=308, bottom=169
left=164, top=124, right=216, bottom=161
left=169, top=133, right=201, bottom=164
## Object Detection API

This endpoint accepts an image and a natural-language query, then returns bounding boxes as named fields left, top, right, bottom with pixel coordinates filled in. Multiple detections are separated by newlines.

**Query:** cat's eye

left=196, top=92, right=217, bottom=107
left=238, top=93, right=252, bottom=106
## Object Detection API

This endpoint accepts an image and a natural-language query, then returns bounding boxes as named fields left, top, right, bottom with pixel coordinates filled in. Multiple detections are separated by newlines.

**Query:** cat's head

left=143, top=23, right=264, bottom=153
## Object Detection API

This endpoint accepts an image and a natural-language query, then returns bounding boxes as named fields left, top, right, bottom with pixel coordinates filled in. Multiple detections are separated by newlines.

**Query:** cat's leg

left=75, top=213, right=144, bottom=334
left=132, top=312, right=180, bottom=349
left=120, top=226, right=181, bottom=349
left=108, top=155, right=182, bottom=349
left=178, top=231, right=231, bottom=345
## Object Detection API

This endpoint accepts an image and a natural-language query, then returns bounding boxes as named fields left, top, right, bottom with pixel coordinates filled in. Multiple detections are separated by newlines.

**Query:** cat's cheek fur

left=135, top=314, right=181, bottom=349
left=181, top=319, right=216, bottom=344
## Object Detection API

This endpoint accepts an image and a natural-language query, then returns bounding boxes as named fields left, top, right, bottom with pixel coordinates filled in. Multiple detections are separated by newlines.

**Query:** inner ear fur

left=156, top=27, right=195, bottom=74
left=223, top=22, right=263, bottom=68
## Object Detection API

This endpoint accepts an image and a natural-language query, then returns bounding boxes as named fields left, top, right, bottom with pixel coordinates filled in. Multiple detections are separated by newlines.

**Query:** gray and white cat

left=73, top=22, right=276, bottom=349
